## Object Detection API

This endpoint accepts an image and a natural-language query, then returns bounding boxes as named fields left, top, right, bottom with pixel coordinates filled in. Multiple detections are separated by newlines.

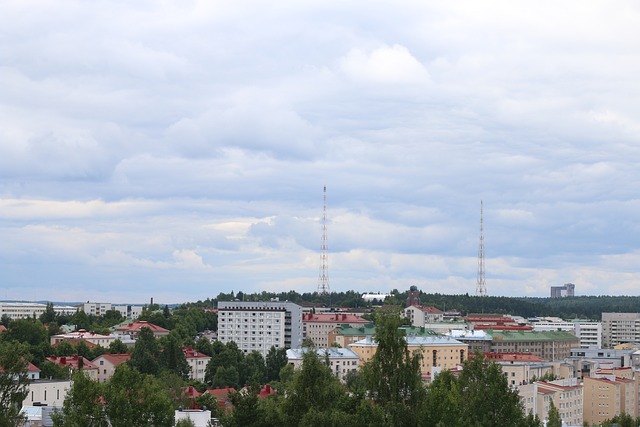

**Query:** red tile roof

left=182, top=346, right=211, bottom=359
left=46, top=355, right=98, bottom=370
left=115, top=321, right=169, bottom=334
left=94, top=353, right=130, bottom=366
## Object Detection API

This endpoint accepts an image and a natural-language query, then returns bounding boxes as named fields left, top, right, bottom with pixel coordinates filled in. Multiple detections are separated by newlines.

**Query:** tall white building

left=573, top=321, right=602, bottom=348
left=602, top=313, right=640, bottom=347
left=217, top=301, right=303, bottom=357
left=79, top=302, right=143, bottom=319
left=0, top=302, right=76, bottom=320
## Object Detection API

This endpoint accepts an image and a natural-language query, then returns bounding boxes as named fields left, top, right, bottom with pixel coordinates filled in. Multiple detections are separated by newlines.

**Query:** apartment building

left=287, top=347, right=360, bottom=380
left=573, top=321, right=602, bottom=348
left=328, top=324, right=375, bottom=348
left=447, top=329, right=493, bottom=353
left=23, top=379, right=71, bottom=407
left=0, top=302, right=76, bottom=320
left=217, top=301, right=303, bottom=357
left=183, top=346, right=211, bottom=382
left=602, top=313, right=640, bottom=347
left=302, top=313, right=369, bottom=347
left=46, top=356, right=99, bottom=381
left=518, top=379, right=583, bottom=426
left=550, top=283, right=575, bottom=298
left=114, top=320, right=170, bottom=339
left=489, top=330, right=579, bottom=360
left=92, top=353, right=130, bottom=383
left=50, top=329, right=116, bottom=347
left=349, top=335, right=467, bottom=376
left=583, top=373, right=638, bottom=425
left=80, top=302, right=144, bottom=319
left=404, top=305, right=444, bottom=327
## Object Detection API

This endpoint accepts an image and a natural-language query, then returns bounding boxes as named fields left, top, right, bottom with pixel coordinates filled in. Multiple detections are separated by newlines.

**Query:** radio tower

left=317, top=185, right=330, bottom=295
left=476, top=200, right=487, bottom=297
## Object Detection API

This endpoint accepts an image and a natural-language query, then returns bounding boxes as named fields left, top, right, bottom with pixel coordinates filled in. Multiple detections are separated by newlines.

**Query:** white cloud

left=340, top=44, right=430, bottom=85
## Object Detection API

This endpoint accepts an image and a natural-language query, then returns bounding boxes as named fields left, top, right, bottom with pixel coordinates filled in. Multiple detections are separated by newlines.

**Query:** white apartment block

left=287, top=347, right=360, bottom=380
left=602, top=313, right=640, bottom=347
left=0, top=302, right=76, bottom=320
left=573, top=321, right=602, bottom=348
left=23, top=380, right=71, bottom=407
left=217, top=301, right=303, bottom=357
left=79, top=302, right=143, bottom=319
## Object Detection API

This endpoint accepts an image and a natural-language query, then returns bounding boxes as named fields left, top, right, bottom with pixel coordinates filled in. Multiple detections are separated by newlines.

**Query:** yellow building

left=348, top=335, right=468, bottom=375
left=583, top=374, right=637, bottom=425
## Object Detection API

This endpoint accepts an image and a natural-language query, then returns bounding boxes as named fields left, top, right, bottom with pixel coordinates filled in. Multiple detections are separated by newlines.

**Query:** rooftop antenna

left=476, top=200, right=487, bottom=297
left=317, top=186, right=330, bottom=296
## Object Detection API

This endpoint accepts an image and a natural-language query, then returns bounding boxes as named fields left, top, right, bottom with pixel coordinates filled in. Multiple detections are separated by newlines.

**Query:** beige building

left=583, top=373, right=637, bottom=425
left=602, top=313, right=640, bottom=347
left=302, top=313, right=369, bottom=348
left=349, top=335, right=467, bottom=376
left=50, top=329, right=116, bottom=347
left=498, top=362, right=554, bottom=387
left=92, top=353, right=130, bottom=383
left=46, top=355, right=99, bottom=381
left=286, top=347, right=360, bottom=380
left=519, top=379, right=583, bottom=426
left=23, top=379, right=71, bottom=407
left=404, top=305, right=444, bottom=327
left=489, top=330, right=579, bottom=360
left=328, top=324, right=375, bottom=348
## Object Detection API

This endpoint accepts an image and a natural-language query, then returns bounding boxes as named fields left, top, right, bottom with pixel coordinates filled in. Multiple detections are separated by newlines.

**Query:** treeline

left=188, top=291, right=640, bottom=320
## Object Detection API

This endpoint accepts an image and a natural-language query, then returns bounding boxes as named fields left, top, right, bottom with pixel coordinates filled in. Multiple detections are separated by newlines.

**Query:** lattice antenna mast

left=476, top=200, right=487, bottom=297
left=317, top=186, right=330, bottom=295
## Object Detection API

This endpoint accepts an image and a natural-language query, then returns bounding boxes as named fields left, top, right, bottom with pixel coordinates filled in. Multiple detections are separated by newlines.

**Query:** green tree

left=360, top=308, right=424, bottom=425
left=54, top=340, right=76, bottom=357
left=265, top=346, right=288, bottom=382
left=51, top=370, right=107, bottom=427
left=421, top=369, right=462, bottom=427
left=108, top=339, right=128, bottom=354
left=40, top=360, right=71, bottom=380
left=240, top=351, right=266, bottom=386
left=70, top=311, right=91, bottom=331
left=194, top=337, right=213, bottom=356
left=175, top=419, right=196, bottom=427
left=0, top=341, right=30, bottom=427
left=128, top=327, right=159, bottom=375
left=547, top=400, right=561, bottom=427
left=104, top=364, right=174, bottom=427
left=39, top=302, right=58, bottom=324
left=159, top=335, right=190, bottom=379
left=211, top=366, right=240, bottom=389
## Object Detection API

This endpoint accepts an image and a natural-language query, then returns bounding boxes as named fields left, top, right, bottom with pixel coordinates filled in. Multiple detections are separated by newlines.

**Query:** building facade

left=92, top=353, right=130, bottom=383
left=404, top=305, right=444, bottom=327
left=602, top=312, right=640, bottom=347
left=217, top=301, right=303, bottom=357
left=23, top=380, right=71, bottom=407
left=183, top=346, right=211, bottom=382
left=287, top=347, right=360, bottom=380
left=302, top=313, right=369, bottom=348
left=489, top=330, right=579, bottom=360
left=583, top=373, right=638, bottom=425
left=550, top=283, right=575, bottom=298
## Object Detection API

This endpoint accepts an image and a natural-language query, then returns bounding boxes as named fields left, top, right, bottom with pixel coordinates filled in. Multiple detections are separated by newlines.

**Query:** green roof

left=489, top=329, right=579, bottom=342
left=334, top=324, right=437, bottom=337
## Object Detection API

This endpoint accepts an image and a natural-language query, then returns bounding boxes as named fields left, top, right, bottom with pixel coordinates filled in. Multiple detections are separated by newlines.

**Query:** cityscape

left=2, top=1, right=640, bottom=426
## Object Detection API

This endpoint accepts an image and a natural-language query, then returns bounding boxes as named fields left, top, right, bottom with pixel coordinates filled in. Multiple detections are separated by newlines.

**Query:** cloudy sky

left=1, top=1, right=640, bottom=304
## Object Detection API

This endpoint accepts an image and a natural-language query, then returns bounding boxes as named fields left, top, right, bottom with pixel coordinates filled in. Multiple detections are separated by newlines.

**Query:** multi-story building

left=583, top=373, right=638, bottom=425
left=489, top=353, right=554, bottom=387
left=114, top=320, right=170, bottom=339
left=79, top=302, right=143, bottom=319
left=489, top=330, right=579, bottom=360
left=519, top=379, right=583, bottom=426
left=550, top=283, right=575, bottom=298
left=446, top=329, right=493, bottom=353
left=287, top=347, right=360, bottom=380
left=328, top=324, right=375, bottom=348
left=46, top=356, right=99, bottom=381
left=217, top=301, right=303, bottom=357
left=569, top=347, right=635, bottom=369
left=573, top=321, right=602, bottom=348
left=602, top=313, right=640, bottom=347
left=92, top=353, right=130, bottom=383
left=349, top=335, right=467, bottom=377
left=302, top=313, right=369, bottom=348
left=23, top=379, right=71, bottom=407
left=404, top=305, right=444, bottom=327
left=0, top=302, right=76, bottom=320
left=183, top=346, right=211, bottom=382
left=50, top=329, right=116, bottom=347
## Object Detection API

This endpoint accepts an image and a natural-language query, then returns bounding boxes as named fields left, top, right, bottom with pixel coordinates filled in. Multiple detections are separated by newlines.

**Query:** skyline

left=2, top=1, right=640, bottom=303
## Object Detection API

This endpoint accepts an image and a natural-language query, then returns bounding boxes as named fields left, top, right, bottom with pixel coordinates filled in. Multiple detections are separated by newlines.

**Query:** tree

left=104, top=364, right=174, bottom=427
left=240, top=351, right=266, bottom=386
left=0, top=341, right=30, bottom=427
left=265, top=346, right=287, bottom=382
left=159, top=335, right=190, bottom=379
left=108, top=339, right=128, bottom=354
left=70, top=311, right=91, bottom=331
left=421, top=369, right=462, bottom=427
left=175, top=419, right=196, bottom=427
left=547, top=400, right=561, bottom=427
left=128, top=327, right=159, bottom=375
left=51, top=370, right=108, bottom=427
left=39, top=302, right=57, bottom=324
left=40, top=360, right=71, bottom=380
left=211, top=366, right=239, bottom=389
left=360, top=308, right=424, bottom=425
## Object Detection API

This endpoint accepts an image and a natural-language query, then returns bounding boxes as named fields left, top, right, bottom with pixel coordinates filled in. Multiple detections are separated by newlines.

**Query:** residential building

left=583, top=373, right=638, bottom=425
left=302, top=313, right=369, bottom=347
left=530, top=317, right=575, bottom=332
left=328, top=324, right=375, bottom=348
left=287, top=347, right=360, bottom=380
left=518, top=379, right=583, bottom=426
left=404, top=305, right=444, bottom=327
left=80, top=302, right=144, bottom=319
left=23, top=379, right=71, bottom=407
left=217, top=301, right=303, bottom=357
left=183, top=346, right=211, bottom=382
left=573, top=321, right=602, bottom=348
left=92, top=353, right=130, bottom=383
left=550, top=283, right=575, bottom=298
left=569, top=347, right=635, bottom=369
left=602, top=312, right=640, bottom=347
left=114, top=320, right=170, bottom=339
left=349, top=335, right=467, bottom=376
left=50, top=329, right=116, bottom=347
left=447, top=329, right=493, bottom=353
left=0, top=302, right=75, bottom=320
left=467, top=314, right=533, bottom=331
left=46, top=356, right=99, bottom=381
left=488, top=330, right=579, bottom=360
left=175, top=409, right=213, bottom=427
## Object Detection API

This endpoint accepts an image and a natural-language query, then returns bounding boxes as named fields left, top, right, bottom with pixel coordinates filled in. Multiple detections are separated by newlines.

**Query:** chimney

left=265, top=384, right=271, bottom=393
left=342, top=314, right=346, bottom=321
left=60, top=357, right=66, bottom=365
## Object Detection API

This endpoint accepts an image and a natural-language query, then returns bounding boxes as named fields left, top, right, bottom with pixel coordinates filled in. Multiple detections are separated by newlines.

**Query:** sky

left=1, top=1, right=640, bottom=304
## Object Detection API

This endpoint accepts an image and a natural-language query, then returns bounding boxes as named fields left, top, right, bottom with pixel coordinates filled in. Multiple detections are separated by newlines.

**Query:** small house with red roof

left=404, top=305, right=444, bottom=327
left=183, top=346, right=211, bottom=382
left=46, top=355, right=99, bottom=381
left=92, top=353, right=130, bottom=383
left=50, top=329, right=116, bottom=347
left=114, top=320, right=170, bottom=338
left=206, top=387, right=236, bottom=412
